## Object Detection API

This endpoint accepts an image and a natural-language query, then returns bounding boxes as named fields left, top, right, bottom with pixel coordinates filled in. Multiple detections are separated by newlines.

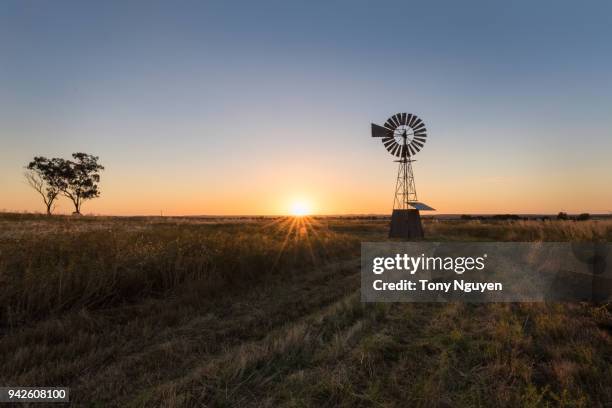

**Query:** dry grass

left=425, top=218, right=612, bottom=242
left=0, top=214, right=610, bottom=406
left=0, top=215, right=358, bottom=325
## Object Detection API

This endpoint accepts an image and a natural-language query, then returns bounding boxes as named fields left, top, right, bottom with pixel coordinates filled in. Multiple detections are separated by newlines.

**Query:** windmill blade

left=394, top=113, right=405, bottom=127
left=384, top=139, right=397, bottom=150
left=383, top=139, right=396, bottom=150
left=383, top=136, right=395, bottom=145
left=401, top=145, right=408, bottom=158
left=413, top=123, right=426, bottom=132
left=395, top=143, right=405, bottom=156
left=388, top=115, right=400, bottom=128
left=408, top=115, right=418, bottom=128
left=413, top=136, right=427, bottom=143
left=371, top=123, right=391, bottom=138
left=412, top=118, right=423, bottom=129
left=412, top=140, right=424, bottom=150
left=392, top=113, right=403, bottom=127
left=396, top=144, right=404, bottom=157
left=405, top=113, right=413, bottom=127
left=391, top=143, right=401, bottom=156
left=400, top=112, right=407, bottom=125
left=414, top=129, right=427, bottom=137
left=409, top=144, right=417, bottom=156
left=412, top=139, right=424, bottom=149
left=384, top=119, right=395, bottom=130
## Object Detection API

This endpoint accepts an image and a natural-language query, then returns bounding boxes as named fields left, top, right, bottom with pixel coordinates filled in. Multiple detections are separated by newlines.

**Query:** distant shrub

left=491, top=214, right=522, bottom=221
left=557, top=212, right=569, bottom=220
left=576, top=213, right=590, bottom=221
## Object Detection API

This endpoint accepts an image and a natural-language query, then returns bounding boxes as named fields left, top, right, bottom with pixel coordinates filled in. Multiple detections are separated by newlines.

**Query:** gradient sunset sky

left=1, top=1, right=611, bottom=215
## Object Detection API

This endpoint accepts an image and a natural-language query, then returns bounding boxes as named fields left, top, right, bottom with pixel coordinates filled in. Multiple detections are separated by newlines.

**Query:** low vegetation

left=0, top=215, right=358, bottom=325
left=0, top=213, right=610, bottom=406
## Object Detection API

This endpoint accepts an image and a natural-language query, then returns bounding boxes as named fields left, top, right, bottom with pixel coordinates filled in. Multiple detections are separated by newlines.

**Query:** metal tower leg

left=393, top=158, right=418, bottom=210
left=390, top=157, right=423, bottom=239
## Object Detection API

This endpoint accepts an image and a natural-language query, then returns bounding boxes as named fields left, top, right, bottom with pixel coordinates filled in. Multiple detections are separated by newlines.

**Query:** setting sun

left=290, top=200, right=311, bottom=216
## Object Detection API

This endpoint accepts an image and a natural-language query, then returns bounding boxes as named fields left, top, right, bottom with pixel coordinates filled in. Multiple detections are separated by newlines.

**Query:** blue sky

left=1, top=1, right=611, bottom=214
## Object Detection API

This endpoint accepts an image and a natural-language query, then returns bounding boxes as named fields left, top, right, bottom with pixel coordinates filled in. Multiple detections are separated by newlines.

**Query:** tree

left=61, top=153, right=104, bottom=215
left=24, top=157, right=66, bottom=215
left=557, top=212, right=568, bottom=220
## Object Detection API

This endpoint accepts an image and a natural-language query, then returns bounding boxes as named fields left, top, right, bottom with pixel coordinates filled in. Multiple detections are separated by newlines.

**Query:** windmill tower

left=371, top=113, right=434, bottom=239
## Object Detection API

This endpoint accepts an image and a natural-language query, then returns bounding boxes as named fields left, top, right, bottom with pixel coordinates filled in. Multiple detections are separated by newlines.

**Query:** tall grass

left=0, top=218, right=358, bottom=325
left=426, top=219, right=612, bottom=242
left=2, top=216, right=610, bottom=326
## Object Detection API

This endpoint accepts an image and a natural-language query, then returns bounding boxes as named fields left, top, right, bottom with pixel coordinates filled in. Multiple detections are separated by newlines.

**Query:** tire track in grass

left=133, top=288, right=382, bottom=406
left=256, top=302, right=448, bottom=407
left=147, top=302, right=446, bottom=407
left=67, top=259, right=363, bottom=405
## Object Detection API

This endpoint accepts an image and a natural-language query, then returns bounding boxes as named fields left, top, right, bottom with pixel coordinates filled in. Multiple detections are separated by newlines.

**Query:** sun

left=290, top=200, right=311, bottom=217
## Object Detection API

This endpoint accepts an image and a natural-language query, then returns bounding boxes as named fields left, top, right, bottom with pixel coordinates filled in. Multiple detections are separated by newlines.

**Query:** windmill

left=371, top=113, right=434, bottom=238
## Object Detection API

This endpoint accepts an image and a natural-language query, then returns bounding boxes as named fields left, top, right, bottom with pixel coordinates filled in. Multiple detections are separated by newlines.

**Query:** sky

left=1, top=0, right=611, bottom=215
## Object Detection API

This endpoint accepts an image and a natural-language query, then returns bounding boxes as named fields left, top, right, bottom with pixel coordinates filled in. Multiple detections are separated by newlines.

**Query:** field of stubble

left=0, top=213, right=611, bottom=407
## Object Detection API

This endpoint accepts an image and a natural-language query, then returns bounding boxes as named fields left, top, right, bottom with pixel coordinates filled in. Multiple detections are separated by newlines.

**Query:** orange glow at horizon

left=2, top=149, right=612, bottom=216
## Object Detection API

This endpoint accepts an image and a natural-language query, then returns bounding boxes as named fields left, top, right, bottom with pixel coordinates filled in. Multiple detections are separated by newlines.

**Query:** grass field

left=1, top=214, right=611, bottom=407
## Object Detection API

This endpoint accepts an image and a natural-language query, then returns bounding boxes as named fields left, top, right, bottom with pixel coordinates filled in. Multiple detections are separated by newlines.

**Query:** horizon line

left=2, top=211, right=611, bottom=218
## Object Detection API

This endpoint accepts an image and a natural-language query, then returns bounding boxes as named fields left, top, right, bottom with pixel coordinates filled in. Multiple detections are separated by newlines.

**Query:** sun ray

left=271, top=216, right=299, bottom=271
left=303, top=217, right=330, bottom=260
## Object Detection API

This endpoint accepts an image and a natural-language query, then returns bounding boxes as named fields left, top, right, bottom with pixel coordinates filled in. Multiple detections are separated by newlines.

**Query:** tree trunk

left=72, top=198, right=81, bottom=215
left=44, top=197, right=53, bottom=216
